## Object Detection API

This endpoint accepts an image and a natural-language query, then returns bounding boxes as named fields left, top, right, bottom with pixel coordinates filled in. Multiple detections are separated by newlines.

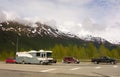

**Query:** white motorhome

left=16, top=50, right=54, bottom=64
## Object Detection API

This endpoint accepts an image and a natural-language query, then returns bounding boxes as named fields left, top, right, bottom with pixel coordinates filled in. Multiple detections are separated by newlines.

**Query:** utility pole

left=16, top=36, right=18, bottom=53
left=14, top=35, right=18, bottom=58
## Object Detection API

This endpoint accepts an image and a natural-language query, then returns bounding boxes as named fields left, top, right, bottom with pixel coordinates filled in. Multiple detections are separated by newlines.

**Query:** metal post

left=16, top=36, right=18, bottom=53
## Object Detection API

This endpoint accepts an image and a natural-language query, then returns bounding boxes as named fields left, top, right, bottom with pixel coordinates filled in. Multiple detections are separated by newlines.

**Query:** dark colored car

left=5, top=58, right=16, bottom=63
left=62, top=57, right=80, bottom=64
left=52, top=59, right=57, bottom=63
left=48, top=59, right=57, bottom=63
left=91, top=56, right=117, bottom=64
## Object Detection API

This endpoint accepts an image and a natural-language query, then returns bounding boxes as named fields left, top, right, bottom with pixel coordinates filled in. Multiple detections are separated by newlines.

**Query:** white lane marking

left=95, top=66, right=101, bottom=69
left=113, top=65, right=118, bottom=68
left=41, top=68, right=56, bottom=72
left=70, top=67, right=80, bottom=70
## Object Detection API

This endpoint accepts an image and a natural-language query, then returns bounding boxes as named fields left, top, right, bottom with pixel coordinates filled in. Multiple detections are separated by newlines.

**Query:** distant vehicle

left=52, top=59, right=57, bottom=63
left=6, top=58, right=16, bottom=63
left=16, top=50, right=55, bottom=65
left=62, top=57, right=80, bottom=64
left=91, top=56, right=117, bottom=64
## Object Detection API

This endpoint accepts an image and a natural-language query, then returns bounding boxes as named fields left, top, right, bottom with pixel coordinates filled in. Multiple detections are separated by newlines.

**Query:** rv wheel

left=40, top=61, right=44, bottom=65
left=22, top=61, right=25, bottom=64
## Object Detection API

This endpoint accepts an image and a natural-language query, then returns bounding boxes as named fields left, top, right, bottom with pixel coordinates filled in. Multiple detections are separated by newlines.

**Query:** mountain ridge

left=0, top=21, right=119, bottom=52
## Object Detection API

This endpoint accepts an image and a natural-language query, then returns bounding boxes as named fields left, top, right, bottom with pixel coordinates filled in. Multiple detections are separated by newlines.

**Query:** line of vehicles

left=5, top=50, right=117, bottom=65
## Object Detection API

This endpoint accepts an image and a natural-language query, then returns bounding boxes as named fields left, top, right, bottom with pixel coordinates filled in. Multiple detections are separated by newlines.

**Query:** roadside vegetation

left=51, top=43, right=120, bottom=61
left=0, top=43, right=120, bottom=61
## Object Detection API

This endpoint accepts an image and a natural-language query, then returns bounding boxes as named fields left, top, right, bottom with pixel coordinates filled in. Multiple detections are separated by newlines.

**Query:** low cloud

left=0, top=0, right=120, bottom=42
left=82, top=18, right=106, bottom=32
left=0, top=11, right=6, bottom=23
left=0, top=11, right=33, bottom=26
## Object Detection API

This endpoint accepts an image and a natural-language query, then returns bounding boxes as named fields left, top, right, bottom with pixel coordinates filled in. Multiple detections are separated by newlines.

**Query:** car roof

left=64, top=57, right=73, bottom=58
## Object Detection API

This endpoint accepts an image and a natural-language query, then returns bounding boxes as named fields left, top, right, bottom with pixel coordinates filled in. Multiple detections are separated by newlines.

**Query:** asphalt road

left=0, top=62, right=120, bottom=77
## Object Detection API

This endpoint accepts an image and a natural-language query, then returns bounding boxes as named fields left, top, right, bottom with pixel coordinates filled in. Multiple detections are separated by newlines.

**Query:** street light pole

left=16, top=36, right=18, bottom=53
left=14, top=35, right=18, bottom=58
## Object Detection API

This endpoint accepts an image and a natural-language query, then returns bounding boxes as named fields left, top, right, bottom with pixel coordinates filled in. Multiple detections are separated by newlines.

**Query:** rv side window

left=47, top=52, right=52, bottom=58
left=36, top=53, right=40, bottom=57
left=41, top=53, right=45, bottom=57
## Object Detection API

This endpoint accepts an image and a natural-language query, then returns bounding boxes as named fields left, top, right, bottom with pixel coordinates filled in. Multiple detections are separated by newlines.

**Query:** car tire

left=97, top=62, right=99, bottom=64
left=94, top=61, right=99, bottom=64
left=77, top=62, right=80, bottom=64
left=67, top=62, right=70, bottom=64
left=111, top=61, right=116, bottom=64
left=94, top=61, right=97, bottom=64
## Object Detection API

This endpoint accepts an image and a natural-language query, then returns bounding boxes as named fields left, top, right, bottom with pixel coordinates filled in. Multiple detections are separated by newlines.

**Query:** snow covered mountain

left=0, top=21, right=79, bottom=39
left=0, top=21, right=115, bottom=44
left=0, top=21, right=119, bottom=52
left=81, top=35, right=106, bottom=43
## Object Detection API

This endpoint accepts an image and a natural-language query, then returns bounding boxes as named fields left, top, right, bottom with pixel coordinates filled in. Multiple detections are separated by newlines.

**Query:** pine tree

left=111, top=49, right=119, bottom=58
left=98, top=44, right=110, bottom=57
left=79, top=46, right=86, bottom=59
left=85, top=43, right=97, bottom=58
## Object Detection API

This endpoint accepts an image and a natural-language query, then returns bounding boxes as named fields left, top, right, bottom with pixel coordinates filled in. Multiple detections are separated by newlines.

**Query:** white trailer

left=16, top=50, right=54, bottom=64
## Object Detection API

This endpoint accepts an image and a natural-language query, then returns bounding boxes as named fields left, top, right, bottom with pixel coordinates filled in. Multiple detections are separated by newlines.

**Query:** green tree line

left=0, top=43, right=120, bottom=60
left=51, top=43, right=120, bottom=60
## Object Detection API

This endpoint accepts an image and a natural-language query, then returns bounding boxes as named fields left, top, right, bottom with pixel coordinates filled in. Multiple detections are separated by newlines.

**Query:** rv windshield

left=47, top=52, right=52, bottom=58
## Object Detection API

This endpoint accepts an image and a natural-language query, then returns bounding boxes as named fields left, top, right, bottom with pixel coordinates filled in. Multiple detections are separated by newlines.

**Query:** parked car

left=52, top=59, right=57, bottom=63
left=62, top=57, right=80, bottom=64
left=91, top=56, right=117, bottom=64
left=5, top=58, right=16, bottom=63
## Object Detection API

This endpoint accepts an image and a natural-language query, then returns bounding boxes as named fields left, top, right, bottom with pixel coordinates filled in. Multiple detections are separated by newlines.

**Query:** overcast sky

left=0, top=0, right=120, bottom=43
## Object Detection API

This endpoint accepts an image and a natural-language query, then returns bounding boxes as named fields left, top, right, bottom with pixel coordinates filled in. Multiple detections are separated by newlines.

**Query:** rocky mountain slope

left=0, top=21, right=118, bottom=52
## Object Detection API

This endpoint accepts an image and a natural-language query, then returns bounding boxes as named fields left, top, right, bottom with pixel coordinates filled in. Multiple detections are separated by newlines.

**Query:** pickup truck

left=91, top=56, right=117, bottom=64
